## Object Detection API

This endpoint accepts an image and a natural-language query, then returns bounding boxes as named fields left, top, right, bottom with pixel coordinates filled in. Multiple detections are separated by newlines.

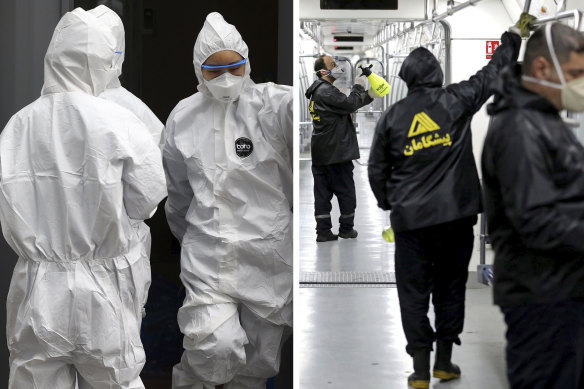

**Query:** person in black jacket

left=482, top=23, right=584, bottom=389
left=306, top=55, right=375, bottom=242
left=368, top=31, right=521, bottom=388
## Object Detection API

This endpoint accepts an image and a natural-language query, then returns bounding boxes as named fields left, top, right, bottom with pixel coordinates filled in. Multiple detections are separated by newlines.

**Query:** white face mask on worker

left=522, top=23, right=584, bottom=112
left=329, top=65, right=345, bottom=79
left=205, top=73, right=245, bottom=102
left=320, top=65, right=345, bottom=80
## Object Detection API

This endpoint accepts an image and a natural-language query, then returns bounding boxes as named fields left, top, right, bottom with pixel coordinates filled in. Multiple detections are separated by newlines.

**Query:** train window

left=320, top=0, right=398, bottom=10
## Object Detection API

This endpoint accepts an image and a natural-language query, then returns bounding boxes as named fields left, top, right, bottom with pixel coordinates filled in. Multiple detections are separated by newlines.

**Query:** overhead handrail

left=532, top=9, right=582, bottom=30
left=432, top=0, right=484, bottom=22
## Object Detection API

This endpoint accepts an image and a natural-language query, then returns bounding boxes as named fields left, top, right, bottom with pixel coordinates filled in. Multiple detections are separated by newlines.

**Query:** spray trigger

left=358, top=64, right=373, bottom=77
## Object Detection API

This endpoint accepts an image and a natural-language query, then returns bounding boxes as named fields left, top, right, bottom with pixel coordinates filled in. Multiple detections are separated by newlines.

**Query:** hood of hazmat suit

left=192, top=13, right=252, bottom=98
left=90, top=5, right=164, bottom=147
left=163, top=12, right=292, bottom=388
left=0, top=7, right=167, bottom=389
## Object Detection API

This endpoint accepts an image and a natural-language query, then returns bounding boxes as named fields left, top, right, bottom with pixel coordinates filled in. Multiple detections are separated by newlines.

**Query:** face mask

left=205, top=72, right=245, bottom=102
left=320, top=65, right=345, bottom=80
left=561, top=77, right=584, bottom=112
left=329, top=65, right=345, bottom=79
left=522, top=23, right=584, bottom=112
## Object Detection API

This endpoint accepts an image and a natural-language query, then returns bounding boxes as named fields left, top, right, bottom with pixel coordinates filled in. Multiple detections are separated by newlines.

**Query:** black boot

left=316, top=230, right=338, bottom=242
left=338, top=229, right=358, bottom=239
left=408, top=351, right=430, bottom=388
left=433, top=340, right=461, bottom=381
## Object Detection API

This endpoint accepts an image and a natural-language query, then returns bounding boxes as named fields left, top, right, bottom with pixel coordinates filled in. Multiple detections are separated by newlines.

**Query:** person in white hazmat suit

left=91, top=5, right=164, bottom=266
left=0, top=7, right=167, bottom=389
left=163, top=12, right=292, bottom=389
left=91, top=5, right=164, bottom=147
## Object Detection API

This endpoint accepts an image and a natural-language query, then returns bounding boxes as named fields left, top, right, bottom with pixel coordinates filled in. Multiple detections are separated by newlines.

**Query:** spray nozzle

left=358, top=64, right=373, bottom=77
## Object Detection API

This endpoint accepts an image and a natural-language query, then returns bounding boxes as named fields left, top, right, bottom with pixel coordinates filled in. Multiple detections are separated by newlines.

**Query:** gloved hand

left=355, top=76, right=379, bottom=99
left=501, top=30, right=522, bottom=55
left=513, top=12, right=537, bottom=38
left=354, top=75, right=370, bottom=90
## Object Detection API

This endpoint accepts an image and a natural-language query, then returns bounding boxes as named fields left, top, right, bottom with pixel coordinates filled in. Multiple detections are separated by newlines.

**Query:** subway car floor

left=298, top=157, right=509, bottom=389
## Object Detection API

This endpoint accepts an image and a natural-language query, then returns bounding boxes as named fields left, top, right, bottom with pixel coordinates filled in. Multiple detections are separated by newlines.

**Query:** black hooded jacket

left=305, top=79, right=373, bottom=165
left=482, top=65, right=584, bottom=307
left=368, top=32, right=521, bottom=232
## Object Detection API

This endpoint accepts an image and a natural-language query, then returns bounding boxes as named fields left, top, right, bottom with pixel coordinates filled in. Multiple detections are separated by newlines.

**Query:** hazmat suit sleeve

left=260, top=84, right=293, bottom=164
left=100, top=86, right=164, bottom=146
left=278, top=88, right=293, bottom=168
left=122, top=120, right=167, bottom=220
left=258, top=84, right=293, bottom=208
left=163, top=114, right=194, bottom=241
left=447, top=31, right=521, bottom=114
left=321, top=84, right=373, bottom=114
left=486, top=118, right=584, bottom=253
left=368, top=112, right=392, bottom=211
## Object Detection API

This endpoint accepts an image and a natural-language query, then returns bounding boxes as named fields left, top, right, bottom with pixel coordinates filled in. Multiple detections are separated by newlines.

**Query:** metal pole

left=532, top=9, right=582, bottom=30
left=432, top=0, right=484, bottom=22
left=370, top=0, right=480, bottom=48
left=316, top=22, right=322, bottom=54
left=480, top=209, right=487, bottom=265
left=441, top=20, right=452, bottom=85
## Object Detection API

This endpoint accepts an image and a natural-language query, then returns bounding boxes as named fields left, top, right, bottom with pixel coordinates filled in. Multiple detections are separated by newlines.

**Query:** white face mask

left=329, top=65, right=345, bottom=79
left=320, top=65, right=345, bottom=80
left=522, top=23, right=584, bottom=112
left=205, top=72, right=245, bottom=102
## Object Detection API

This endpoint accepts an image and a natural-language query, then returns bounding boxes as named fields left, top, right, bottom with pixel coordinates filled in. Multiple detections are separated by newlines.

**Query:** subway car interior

left=298, top=0, right=584, bottom=387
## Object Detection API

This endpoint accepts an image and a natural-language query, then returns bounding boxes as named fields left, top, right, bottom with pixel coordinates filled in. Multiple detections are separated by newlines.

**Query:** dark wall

left=0, top=1, right=68, bottom=384
left=140, top=0, right=280, bottom=122
left=278, top=0, right=294, bottom=86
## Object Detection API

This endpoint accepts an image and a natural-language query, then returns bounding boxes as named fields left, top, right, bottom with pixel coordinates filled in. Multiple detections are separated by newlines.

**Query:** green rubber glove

left=515, top=12, right=537, bottom=38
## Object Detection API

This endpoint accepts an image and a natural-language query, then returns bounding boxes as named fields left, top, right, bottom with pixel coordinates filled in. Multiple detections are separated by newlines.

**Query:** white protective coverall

left=0, top=7, right=167, bottom=389
left=163, top=12, right=292, bottom=389
left=91, top=5, right=163, bottom=264
left=90, top=5, right=164, bottom=147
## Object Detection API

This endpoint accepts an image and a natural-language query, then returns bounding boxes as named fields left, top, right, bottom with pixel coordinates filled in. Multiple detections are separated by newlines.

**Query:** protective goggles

left=201, top=58, right=247, bottom=69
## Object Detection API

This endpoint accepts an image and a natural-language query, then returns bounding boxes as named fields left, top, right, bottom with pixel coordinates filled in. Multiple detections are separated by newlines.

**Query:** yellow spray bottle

left=359, top=64, right=391, bottom=98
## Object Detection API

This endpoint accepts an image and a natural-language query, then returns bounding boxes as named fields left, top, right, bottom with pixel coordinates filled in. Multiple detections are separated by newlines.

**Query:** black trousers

left=502, top=299, right=584, bottom=389
left=394, top=216, right=476, bottom=356
left=312, top=161, right=356, bottom=234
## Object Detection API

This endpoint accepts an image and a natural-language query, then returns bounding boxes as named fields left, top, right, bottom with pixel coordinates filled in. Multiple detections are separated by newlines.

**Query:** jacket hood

left=399, top=47, right=443, bottom=90
left=487, top=64, right=558, bottom=116
left=41, top=7, right=121, bottom=96
left=193, top=12, right=251, bottom=97
left=88, top=5, right=125, bottom=89
left=305, top=78, right=328, bottom=99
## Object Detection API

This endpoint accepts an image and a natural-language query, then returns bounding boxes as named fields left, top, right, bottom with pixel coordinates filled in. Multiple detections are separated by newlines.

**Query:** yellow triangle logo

left=408, top=112, right=440, bottom=138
